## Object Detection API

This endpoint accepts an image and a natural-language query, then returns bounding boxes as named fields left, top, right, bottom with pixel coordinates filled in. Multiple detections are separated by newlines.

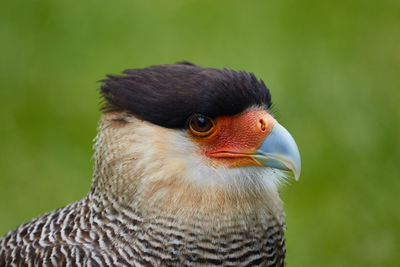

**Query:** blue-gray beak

left=252, top=123, right=301, bottom=180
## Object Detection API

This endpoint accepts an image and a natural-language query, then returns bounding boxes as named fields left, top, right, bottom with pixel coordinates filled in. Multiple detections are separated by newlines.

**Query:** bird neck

left=88, top=173, right=285, bottom=229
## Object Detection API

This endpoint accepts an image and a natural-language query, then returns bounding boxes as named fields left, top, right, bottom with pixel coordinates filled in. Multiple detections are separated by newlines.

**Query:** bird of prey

left=0, top=62, right=301, bottom=266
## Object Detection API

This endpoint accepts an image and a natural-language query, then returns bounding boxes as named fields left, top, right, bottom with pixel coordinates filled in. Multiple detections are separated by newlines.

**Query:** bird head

left=91, top=62, right=300, bottom=215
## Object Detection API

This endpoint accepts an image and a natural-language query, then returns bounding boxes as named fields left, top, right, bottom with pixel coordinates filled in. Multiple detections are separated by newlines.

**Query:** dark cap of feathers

left=100, top=62, right=272, bottom=129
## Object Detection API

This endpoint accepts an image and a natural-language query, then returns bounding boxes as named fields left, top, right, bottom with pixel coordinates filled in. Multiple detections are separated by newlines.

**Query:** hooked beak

left=252, top=123, right=301, bottom=180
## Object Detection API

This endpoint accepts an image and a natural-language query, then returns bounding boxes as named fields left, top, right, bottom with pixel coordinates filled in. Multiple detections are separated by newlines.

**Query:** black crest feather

left=100, top=62, right=271, bottom=128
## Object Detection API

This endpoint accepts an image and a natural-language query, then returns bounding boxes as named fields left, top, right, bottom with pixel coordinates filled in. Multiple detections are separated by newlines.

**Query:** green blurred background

left=1, top=0, right=399, bottom=266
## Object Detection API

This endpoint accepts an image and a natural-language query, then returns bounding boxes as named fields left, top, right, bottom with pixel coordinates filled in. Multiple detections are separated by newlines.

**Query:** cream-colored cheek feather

left=93, top=113, right=286, bottom=220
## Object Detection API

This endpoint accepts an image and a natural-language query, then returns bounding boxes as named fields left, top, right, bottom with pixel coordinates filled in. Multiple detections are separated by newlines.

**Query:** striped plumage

left=0, top=63, right=300, bottom=266
left=0, top=193, right=285, bottom=266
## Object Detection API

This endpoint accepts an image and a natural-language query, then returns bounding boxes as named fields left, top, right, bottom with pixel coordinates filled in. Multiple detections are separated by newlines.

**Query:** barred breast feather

left=0, top=193, right=285, bottom=266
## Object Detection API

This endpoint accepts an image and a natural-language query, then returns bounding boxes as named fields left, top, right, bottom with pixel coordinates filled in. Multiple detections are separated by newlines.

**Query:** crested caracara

left=0, top=62, right=301, bottom=266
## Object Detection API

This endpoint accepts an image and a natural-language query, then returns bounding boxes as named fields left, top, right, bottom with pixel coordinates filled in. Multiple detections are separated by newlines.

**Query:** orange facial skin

left=189, top=109, right=276, bottom=168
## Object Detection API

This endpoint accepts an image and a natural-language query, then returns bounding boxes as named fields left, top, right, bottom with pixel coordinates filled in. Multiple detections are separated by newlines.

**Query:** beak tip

left=292, top=152, right=301, bottom=181
left=293, top=167, right=301, bottom=181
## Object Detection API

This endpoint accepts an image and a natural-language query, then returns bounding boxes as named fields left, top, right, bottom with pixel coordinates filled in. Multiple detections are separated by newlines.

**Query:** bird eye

left=189, top=114, right=215, bottom=137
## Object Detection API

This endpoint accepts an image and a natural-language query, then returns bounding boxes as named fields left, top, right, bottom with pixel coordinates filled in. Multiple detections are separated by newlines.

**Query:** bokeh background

left=1, top=0, right=399, bottom=266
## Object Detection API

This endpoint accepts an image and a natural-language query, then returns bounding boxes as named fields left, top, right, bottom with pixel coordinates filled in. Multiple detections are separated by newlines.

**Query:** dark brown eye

left=189, top=114, right=215, bottom=137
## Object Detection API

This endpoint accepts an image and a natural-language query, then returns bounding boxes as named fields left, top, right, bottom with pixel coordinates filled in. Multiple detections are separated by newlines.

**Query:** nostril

left=259, top=119, right=266, bottom=132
